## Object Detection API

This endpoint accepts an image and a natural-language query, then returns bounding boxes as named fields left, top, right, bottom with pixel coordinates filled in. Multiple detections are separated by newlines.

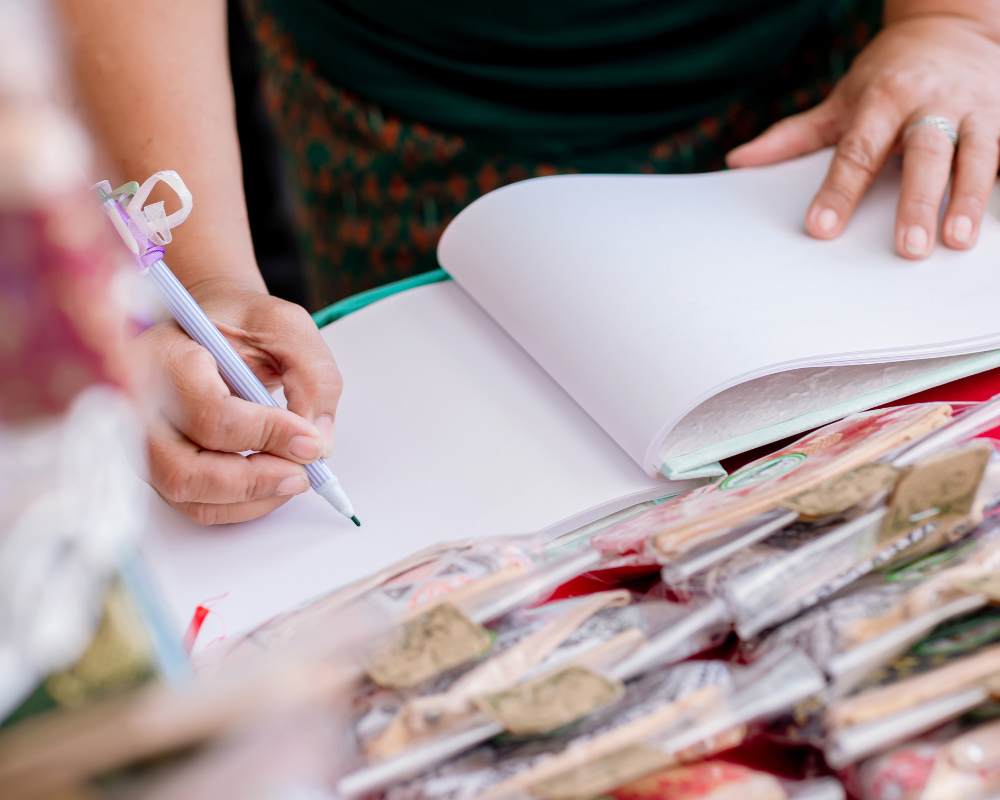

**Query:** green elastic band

left=110, top=181, right=140, bottom=205
left=311, top=269, right=451, bottom=328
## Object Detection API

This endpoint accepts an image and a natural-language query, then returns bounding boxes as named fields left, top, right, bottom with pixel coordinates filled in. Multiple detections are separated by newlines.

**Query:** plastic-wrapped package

left=609, top=761, right=844, bottom=800
left=656, top=508, right=934, bottom=645
left=375, top=650, right=824, bottom=800
left=197, top=534, right=592, bottom=674
left=820, top=605, right=1000, bottom=767
left=842, top=713, right=1000, bottom=800
left=592, top=405, right=953, bottom=569
left=741, top=515, right=1000, bottom=692
left=659, top=441, right=998, bottom=641
left=659, top=508, right=799, bottom=586
left=356, top=590, right=643, bottom=761
left=354, top=545, right=609, bottom=696
left=337, top=593, right=731, bottom=796
left=500, top=649, right=825, bottom=800
left=359, top=536, right=549, bottom=621
left=662, top=512, right=863, bottom=605
left=378, top=660, right=735, bottom=800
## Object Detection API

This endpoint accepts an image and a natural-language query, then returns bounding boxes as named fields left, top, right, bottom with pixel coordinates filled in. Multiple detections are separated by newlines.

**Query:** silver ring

left=904, top=115, right=958, bottom=146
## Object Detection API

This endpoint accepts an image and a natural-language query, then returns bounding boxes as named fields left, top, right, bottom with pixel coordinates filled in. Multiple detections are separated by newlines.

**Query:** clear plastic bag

left=379, top=659, right=736, bottom=800
left=741, top=516, right=1000, bottom=693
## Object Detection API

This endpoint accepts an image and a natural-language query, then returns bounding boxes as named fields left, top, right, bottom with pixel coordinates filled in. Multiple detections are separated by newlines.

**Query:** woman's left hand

left=726, top=4, right=1000, bottom=259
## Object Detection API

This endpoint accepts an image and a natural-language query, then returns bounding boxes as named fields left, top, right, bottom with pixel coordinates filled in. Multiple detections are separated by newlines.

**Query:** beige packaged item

left=475, top=685, right=729, bottom=800
left=782, top=462, right=902, bottom=520
left=741, top=515, right=1000, bottom=692
left=516, top=649, right=825, bottom=800
left=378, top=661, right=733, bottom=800
left=827, top=643, right=1000, bottom=731
left=478, top=665, right=625, bottom=737
left=364, top=591, right=635, bottom=760
left=818, top=602, right=1000, bottom=765
left=365, top=603, right=495, bottom=689
left=880, top=442, right=992, bottom=543
left=380, top=650, right=823, bottom=800
left=356, top=544, right=604, bottom=690
left=343, top=598, right=728, bottom=796
left=718, top=442, right=998, bottom=640
left=593, top=405, right=951, bottom=566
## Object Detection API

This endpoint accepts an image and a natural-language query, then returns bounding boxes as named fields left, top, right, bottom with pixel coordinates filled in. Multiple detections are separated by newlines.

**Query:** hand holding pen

left=96, top=174, right=358, bottom=526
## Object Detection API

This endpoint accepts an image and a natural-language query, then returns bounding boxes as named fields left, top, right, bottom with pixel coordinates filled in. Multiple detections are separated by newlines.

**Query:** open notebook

left=144, top=149, right=1000, bottom=645
left=439, top=148, right=1000, bottom=479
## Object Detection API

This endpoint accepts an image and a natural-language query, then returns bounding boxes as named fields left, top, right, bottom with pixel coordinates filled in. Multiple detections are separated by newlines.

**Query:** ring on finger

left=903, top=115, right=958, bottom=147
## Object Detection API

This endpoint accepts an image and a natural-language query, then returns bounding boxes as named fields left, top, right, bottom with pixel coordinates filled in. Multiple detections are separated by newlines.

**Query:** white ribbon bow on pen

left=121, top=170, right=193, bottom=247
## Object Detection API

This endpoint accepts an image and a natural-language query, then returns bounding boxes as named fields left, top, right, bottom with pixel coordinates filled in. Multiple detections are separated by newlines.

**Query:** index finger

left=806, top=97, right=902, bottom=239
left=155, top=328, right=326, bottom=462
left=247, top=301, right=344, bottom=458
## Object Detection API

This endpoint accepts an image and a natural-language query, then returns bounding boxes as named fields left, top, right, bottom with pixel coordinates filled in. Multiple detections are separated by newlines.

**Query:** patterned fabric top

left=241, top=0, right=882, bottom=308
left=250, top=0, right=863, bottom=160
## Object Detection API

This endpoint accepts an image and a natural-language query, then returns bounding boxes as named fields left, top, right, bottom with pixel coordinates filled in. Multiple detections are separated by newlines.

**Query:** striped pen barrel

left=146, top=259, right=359, bottom=525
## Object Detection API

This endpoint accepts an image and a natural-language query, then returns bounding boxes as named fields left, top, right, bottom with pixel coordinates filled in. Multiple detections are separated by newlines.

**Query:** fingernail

left=816, top=207, right=838, bottom=234
left=277, top=475, right=309, bottom=496
left=904, top=225, right=929, bottom=256
left=315, top=415, right=334, bottom=459
left=952, top=215, right=973, bottom=243
left=288, top=434, right=320, bottom=461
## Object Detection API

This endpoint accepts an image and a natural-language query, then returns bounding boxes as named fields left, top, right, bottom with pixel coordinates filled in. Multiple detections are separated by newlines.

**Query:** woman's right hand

left=135, top=282, right=343, bottom=525
left=59, top=0, right=341, bottom=524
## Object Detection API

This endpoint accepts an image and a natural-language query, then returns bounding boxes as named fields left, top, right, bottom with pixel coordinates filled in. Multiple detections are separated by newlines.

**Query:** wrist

left=886, top=1, right=1000, bottom=45
left=162, top=222, right=268, bottom=302
left=184, top=274, right=269, bottom=307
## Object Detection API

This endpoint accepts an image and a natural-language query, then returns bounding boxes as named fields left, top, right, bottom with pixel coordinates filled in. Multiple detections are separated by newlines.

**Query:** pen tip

left=351, top=516, right=361, bottom=527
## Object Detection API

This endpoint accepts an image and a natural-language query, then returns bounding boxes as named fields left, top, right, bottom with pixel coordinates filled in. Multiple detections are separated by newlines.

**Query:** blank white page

left=438, top=149, right=1000, bottom=475
left=142, top=282, right=670, bottom=646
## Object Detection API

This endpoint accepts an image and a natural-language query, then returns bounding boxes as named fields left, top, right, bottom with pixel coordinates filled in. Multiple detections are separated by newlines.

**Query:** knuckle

left=906, top=136, right=953, bottom=160
left=953, top=187, right=989, bottom=215
left=837, top=135, right=881, bottom=180
left=272, top=299, right=313, bottom=332
left=959, top=136, right=1000, bottom=166
left=187, top=399, right=228, bottom=450
left=244, top=468, right=275, bottom=501
left=187, top=503, right=222, bottom=526
left=228, top=471, right=259, bottom=503
left=901, top=193, right=939, bottom=218
left=874, top=70, right=909, bottom=98
left=312, top=366, right=344, bottom=402
left=166, top=338, right=213, bottom=378
left=251, top=411, right=284, bottom=453
left=155, top=454, right=198, bottom=503
left=819, top=181, right=858, bottom=212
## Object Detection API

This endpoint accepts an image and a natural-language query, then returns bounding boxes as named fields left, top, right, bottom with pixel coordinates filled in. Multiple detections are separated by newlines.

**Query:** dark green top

left=265, top=0, right=855, bottom=159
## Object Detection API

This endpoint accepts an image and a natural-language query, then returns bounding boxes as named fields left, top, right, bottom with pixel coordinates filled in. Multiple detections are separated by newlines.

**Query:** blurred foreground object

left=0, top=0, right=174, bottom=728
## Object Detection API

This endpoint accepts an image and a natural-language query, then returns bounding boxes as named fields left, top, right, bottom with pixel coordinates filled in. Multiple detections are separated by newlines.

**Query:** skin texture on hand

left=135, top=284, right=342, bottom=524
left=727, top=1, right=1000, bottom=260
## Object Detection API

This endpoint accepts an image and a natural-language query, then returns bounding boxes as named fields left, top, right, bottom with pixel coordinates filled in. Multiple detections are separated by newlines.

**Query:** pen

left=94, top=174, right=359, bottom=526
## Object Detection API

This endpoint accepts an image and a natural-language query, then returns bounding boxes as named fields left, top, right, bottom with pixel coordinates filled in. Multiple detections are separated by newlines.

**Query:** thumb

left=726, top=99, right=843, bottom=168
